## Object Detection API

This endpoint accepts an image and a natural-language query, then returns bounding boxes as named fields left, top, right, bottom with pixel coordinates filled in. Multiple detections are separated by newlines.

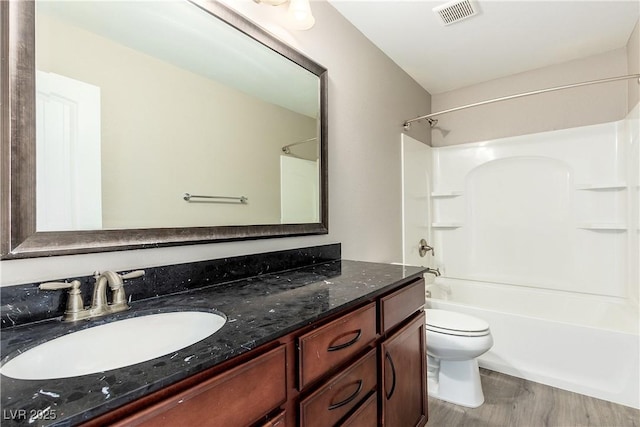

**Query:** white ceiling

left=328, top=0, right=640, bottom=94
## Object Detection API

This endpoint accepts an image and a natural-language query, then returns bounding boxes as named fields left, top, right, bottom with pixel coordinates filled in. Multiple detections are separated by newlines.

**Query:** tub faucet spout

left=425, top=267, right=441, bottom=277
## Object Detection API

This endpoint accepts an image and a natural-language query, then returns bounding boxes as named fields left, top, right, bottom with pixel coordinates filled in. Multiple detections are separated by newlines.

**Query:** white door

left=401, top=134, right=434, bottom=269
left=280, top=155, right=319, bottom=223
left=36, top=71, right=102, bottom=231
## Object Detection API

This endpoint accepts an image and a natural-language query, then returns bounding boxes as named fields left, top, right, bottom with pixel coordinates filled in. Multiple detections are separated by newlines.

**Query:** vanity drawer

left=260, top=410, right=286, bottom=427
left=115, top=345, right=287, bottom=427
left=341, top=391, right=378, bottom=427
left=299, top=349, right=377, bottom=427
left=379, top=278, right=425, bottom=333
left=298, top=302, right=377, bottom=389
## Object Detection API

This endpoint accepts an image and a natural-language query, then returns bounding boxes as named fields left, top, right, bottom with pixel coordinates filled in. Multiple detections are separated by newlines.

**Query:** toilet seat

left=426, top=309, right=490, bottom=337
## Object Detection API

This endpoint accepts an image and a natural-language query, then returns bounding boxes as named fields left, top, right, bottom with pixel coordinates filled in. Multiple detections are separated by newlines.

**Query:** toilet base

left=428, top=358, right=485, bottom=408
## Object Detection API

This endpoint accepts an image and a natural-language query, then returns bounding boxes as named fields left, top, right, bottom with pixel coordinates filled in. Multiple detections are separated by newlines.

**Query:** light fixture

left=254, top=0, right=316, bottom=30
left=286, top=0, right=315, bottom=30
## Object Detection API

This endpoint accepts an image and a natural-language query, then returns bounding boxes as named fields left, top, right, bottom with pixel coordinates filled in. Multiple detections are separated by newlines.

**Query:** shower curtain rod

left=403, top=73, right=640, bottom=130
left=282, top=137, right=317, bottom=153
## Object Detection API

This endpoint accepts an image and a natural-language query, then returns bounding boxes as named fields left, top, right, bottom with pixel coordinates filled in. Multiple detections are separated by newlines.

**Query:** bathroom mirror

left=1, top=0, right=328, bottom=259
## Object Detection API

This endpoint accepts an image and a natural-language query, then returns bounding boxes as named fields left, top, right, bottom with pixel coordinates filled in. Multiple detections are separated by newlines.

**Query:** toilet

left=425, top=309, right=493, bottom=408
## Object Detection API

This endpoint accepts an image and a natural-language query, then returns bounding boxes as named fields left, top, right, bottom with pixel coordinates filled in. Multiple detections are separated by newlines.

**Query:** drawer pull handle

left=385, top=351, right=397, bottom=400
left=327, top=329, right=362, bottom=352
left=328, top=380, right=363, bottom=411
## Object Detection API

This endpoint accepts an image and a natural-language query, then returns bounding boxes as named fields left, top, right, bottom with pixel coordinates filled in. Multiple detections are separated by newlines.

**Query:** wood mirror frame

left=0, top=0, right=328, bottom=259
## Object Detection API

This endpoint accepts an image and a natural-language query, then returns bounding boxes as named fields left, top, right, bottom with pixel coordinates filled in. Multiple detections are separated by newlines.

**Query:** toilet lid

left=426, top=309, right=490, bottom=336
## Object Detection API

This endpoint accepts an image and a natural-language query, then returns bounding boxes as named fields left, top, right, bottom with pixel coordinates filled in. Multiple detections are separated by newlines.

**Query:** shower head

left=402, top=117, right=438, bottom=131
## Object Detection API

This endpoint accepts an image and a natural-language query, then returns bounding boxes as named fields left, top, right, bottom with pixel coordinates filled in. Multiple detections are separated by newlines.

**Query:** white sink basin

left=1, top=311, right=226, bottom=380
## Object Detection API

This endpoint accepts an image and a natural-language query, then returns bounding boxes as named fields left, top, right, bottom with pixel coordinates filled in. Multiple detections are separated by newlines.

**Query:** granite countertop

left=0, top=259, right=425, bottom=427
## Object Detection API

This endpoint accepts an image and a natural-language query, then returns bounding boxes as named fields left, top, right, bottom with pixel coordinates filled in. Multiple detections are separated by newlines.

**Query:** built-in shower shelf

left=431, top=191, right=463, bottom=198
left=576, top=223, right=627, bottom=231
left=432, top=222, right=463, bottom=229
left=575, top=183, right=627, bottom=191
left=410, top=194, right=430, bottom=200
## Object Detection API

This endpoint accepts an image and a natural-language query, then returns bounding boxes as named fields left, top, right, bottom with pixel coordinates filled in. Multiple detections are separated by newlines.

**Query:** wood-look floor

left=426, top=369, right=640, bottom=427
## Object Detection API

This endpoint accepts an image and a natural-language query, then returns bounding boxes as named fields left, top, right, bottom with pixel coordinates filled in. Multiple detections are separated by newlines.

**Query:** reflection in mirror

left=35, top=1, right=320, bottom=231
left=1, top=0, right=328, bottom=259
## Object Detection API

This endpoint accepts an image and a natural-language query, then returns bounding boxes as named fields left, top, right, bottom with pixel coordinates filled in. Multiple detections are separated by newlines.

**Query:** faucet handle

left=92, top=270, right=145, bottom=286
left=40, top=280, right=81, bottom=291
left=120, top=270, right=145, bottom=280
left=111, top=270, right=144, bottom=306
left=39, top=280, right=85, bottom=321
left=418, top=239, right=435, bottom=257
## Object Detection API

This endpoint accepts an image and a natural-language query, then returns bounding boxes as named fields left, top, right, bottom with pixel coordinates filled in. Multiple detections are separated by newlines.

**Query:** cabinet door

left=380, top=312, right=427, bottom=427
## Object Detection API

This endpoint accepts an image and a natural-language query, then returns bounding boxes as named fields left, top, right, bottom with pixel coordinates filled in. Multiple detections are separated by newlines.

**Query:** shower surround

left=422, top=106, right=639, bottom=408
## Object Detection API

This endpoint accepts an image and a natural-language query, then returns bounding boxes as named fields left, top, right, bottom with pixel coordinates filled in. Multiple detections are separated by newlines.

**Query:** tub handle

left=385, top=351, right=397, bottom=400
left=419, top=239, right=434, bottom=257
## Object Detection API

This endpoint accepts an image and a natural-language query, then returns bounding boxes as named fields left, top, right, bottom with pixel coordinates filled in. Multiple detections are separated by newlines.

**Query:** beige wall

left=628, top=20, right=640, bottom=111
left=37, top=14, right=316, bottom=228
left=431, top=48, right=630, bottom=147
left=1, top=0, right=431, bottom=285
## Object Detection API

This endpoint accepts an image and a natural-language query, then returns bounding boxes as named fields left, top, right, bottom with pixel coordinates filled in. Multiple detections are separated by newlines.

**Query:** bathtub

left=425, top=277, right=640, bottom=409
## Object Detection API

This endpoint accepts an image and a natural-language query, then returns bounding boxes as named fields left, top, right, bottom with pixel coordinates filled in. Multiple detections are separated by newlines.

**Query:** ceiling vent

left=433, top=0, right=479, bottom=26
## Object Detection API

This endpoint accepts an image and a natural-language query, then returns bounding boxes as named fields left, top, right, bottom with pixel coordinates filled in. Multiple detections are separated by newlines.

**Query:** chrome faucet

left=91, top=271, right=130, bottom=315
left=40, top=270, right=144, bottom=322
left=425, top=267, right=441, bottom=277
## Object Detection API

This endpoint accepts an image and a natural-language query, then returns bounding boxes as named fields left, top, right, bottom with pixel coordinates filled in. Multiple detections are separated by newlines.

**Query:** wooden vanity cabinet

left=86, top=277, right=426, bottom=427
left=297, top=277, right=426, bottom=427
left=379, top=279, right=428, bottom=427
left=380, top=313, right=427, bottom=427
left=296, top=302, right=378, bottom=427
